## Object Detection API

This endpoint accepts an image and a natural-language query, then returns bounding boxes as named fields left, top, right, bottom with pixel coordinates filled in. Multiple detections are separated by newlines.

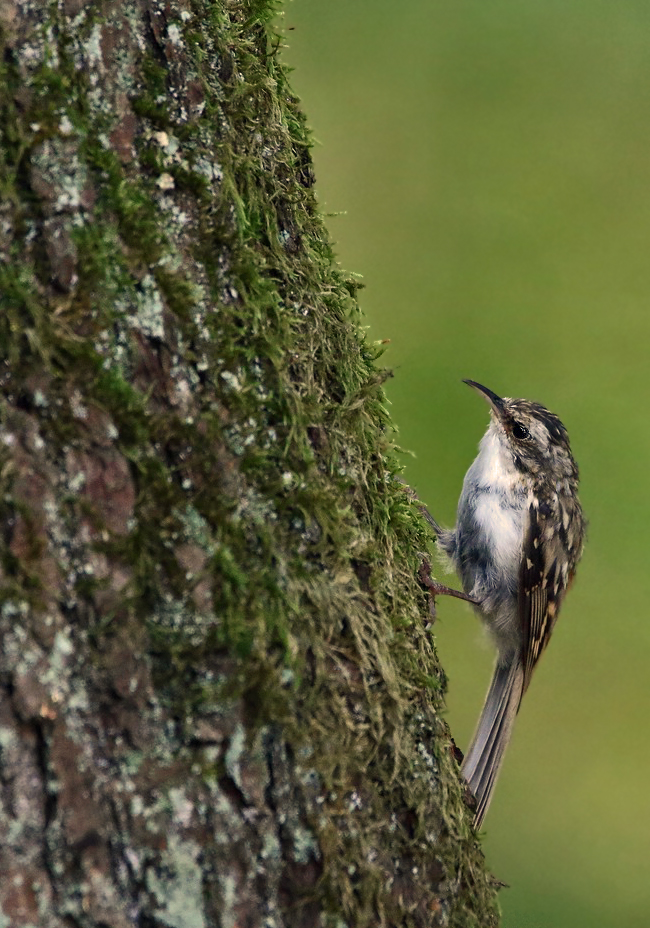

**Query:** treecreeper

left=426, top=380, right=586, bottom=828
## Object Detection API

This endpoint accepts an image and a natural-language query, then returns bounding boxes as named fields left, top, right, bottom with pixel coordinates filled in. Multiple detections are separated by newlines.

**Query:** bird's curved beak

left=463, top=380, right=506, bottom=417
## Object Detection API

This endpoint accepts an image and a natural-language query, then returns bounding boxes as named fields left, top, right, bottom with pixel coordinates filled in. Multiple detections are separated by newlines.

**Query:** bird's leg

left=400, top=478, right=480, bottom=609
left=418, top=559, right=479, bottom=606
left=415, top=499, right=444, bottom=538
left=399, top=478, right=444, bottom=537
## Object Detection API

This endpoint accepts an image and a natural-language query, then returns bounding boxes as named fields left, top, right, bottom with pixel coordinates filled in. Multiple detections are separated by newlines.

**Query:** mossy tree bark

left=0, top=1, right=499, bottom=926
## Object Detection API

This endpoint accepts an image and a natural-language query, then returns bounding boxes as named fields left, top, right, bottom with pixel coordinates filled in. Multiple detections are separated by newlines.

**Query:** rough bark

left=0, top=1, right=500, bottom=926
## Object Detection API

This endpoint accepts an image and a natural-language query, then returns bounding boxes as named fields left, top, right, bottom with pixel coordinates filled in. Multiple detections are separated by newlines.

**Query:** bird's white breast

left=472, top=492, right=523, bottom=573
left=464, top=427, right=528, bottom=573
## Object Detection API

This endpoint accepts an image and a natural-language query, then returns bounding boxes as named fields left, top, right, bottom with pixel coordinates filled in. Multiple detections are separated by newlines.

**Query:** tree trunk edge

left=0, top=1, right=500, bottom=926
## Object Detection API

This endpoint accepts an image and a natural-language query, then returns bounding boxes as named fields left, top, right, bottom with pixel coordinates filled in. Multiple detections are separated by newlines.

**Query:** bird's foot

left=418, top=559, right=479, bottom=607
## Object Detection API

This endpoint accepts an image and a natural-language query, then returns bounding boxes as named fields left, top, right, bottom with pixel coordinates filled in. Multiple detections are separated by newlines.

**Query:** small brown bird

left=431, top=381, right=586, bottom=827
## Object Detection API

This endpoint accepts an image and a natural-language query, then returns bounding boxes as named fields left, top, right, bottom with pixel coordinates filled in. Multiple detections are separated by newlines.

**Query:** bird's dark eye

left=512, top=423, right=530, bottom=440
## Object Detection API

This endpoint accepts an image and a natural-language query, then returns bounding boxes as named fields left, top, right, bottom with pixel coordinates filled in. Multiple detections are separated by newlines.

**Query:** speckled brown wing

left=519, top=495, right=585, bottom=695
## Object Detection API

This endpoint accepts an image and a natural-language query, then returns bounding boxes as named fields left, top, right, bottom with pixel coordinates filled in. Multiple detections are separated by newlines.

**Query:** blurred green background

left=283, top=2, right=650, bottom=926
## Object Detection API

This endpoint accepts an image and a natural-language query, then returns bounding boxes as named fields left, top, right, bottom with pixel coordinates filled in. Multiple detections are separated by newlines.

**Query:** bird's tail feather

left=461, top=659, right=525, bottom=829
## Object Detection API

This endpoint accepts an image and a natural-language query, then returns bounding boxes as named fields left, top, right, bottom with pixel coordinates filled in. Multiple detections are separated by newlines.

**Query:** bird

left=425, top=380, right=585, bottom=828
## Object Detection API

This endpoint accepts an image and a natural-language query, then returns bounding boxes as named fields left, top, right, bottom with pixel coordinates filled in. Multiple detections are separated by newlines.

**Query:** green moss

left=132, top=57, right=172, bottom=125
left=0, top=0, right=499, bottom=925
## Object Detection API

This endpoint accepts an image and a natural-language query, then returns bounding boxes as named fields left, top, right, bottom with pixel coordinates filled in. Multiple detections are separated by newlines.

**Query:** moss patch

left=0, top=1, right=499, bottom=925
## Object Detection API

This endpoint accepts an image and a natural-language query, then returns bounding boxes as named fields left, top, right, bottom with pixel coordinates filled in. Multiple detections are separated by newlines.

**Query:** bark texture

left=0, top=1, right=500, bottom=925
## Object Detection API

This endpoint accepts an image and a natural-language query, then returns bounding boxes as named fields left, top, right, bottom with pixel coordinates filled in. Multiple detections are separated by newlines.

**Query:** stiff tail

left=461, top=659, right=525, bottom=829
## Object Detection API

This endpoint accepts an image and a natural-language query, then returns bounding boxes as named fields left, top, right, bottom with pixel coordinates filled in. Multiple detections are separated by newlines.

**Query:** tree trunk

left=0, top=1, right=499, bottom=925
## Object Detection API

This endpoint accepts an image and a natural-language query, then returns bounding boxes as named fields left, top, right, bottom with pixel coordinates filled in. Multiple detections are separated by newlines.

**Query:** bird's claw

left=418, top=560, right=479, bottom=606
